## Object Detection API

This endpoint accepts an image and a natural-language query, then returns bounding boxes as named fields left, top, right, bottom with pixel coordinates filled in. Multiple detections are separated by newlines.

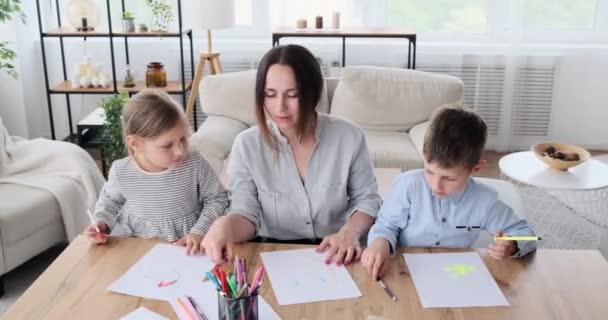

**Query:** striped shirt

left=94, top=149, right=229, bottom=242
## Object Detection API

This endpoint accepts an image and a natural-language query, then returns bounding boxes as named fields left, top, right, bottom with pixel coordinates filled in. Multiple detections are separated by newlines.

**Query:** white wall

left=0, top=20, right=29, bottom=137
left=552, top=50, right=608, bottom=150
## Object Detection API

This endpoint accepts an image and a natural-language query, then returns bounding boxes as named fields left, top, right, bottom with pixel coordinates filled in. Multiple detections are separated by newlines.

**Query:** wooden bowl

left=531, top=143, right=591, bottom=171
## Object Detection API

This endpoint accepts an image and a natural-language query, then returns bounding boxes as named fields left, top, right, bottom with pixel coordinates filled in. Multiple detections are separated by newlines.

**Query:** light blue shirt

left=368, top=170, right=536, bottom=258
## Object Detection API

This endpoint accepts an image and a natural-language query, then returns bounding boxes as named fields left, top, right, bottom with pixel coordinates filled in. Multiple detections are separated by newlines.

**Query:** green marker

left=494, top=236, right=542, bottom=241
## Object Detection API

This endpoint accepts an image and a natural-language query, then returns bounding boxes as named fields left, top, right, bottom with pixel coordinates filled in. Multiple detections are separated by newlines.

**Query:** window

left=524, top=0, right=598, bottom=29
left=387, top=0, right=489, bottom=33
left=110, top=0, right=608, bottom=43
left=268, top=0, right=354, bottom=27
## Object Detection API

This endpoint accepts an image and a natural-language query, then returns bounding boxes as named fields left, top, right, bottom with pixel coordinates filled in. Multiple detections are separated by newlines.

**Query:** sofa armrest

left=408, top=120, right=430, bottom=158
left=190, top=116, right=248, bottom=175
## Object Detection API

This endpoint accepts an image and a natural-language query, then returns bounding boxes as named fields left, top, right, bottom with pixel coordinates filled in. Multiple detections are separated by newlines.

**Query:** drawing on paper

left=444, top=264, right=475, bottom=277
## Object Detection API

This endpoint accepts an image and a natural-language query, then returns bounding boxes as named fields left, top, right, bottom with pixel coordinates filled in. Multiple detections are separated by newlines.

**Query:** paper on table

left=169, top=282, right=281, bottom=320
left=108, top=244, right=215, bottom=301
left=403, top=252, right=509, bottom=308
left=119, top=307, right=169, bottom=320
left=260, top=248, right=362, bottom=305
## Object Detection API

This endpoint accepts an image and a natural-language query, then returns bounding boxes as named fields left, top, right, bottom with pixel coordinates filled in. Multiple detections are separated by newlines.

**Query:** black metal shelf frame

left=35, top=0, right=197, bottom=141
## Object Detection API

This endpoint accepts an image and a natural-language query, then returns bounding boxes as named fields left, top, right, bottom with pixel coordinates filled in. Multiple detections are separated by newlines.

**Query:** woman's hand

left=84, top=222, right=109, bottom=245
left=200, top=216, right=234, bottom=264
left=173, top=233, right=204, bottom=255
left=317, top=226, right=362, bottom=266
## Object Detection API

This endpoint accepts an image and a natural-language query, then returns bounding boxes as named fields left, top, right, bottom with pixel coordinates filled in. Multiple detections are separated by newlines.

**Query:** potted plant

left=138, top=23, right=148, bottom=32
left=100, top=91, right=129, bottom=174
left=122, top=11, right=135, bottom=32
left=145, top=0, right=173, bottom=32
left=1, top=0, right=24, bottom=79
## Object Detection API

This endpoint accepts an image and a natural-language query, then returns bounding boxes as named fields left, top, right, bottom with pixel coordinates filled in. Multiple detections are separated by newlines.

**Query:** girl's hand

left=173, top=233, right=204, bottom=255
left=317, top=227, right=362, bottom=266
left=84, top=222, right=108, bottom=245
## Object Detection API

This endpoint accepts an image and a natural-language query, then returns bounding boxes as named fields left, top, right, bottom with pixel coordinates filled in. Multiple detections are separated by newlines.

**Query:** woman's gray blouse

left=227, top=113, right=382, bottom=240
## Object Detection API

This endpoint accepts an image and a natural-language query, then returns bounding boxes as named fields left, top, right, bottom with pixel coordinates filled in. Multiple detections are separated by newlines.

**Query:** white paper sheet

left=119, top=307, right=169, bottom=320
left=169, top=282, right=281, bottom=320
left=108, top=244, right=215, bottom=301
left=260, top=248, right=362, bottom=305
left=403, top=252, right=509, bottom=308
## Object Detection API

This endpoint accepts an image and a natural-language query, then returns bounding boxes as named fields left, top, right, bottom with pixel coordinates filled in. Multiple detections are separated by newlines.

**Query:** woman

left=202, top=44, right=381, bottom=265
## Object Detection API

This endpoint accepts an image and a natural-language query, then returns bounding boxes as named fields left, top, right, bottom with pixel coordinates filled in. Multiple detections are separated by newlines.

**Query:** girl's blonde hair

left=122, top=89, right=188, bottom=154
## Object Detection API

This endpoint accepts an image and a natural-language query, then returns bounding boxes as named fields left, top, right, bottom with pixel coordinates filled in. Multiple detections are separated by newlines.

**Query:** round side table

left=499, top=151, right=608, bottom=249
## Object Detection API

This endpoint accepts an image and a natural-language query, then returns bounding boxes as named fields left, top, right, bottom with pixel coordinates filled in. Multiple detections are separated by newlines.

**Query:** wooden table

left=272, top=27, right=417, bottom=69
left=5, top=236, right=608, bottom=320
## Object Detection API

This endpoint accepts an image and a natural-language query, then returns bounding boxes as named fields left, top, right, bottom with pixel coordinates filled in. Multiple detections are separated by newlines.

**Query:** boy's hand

left=174, top=233, right=204, bottom=255
left=489, top=231, right=517, bottom=260
left=84, top=222, right=108, bottom=245
left=361, top=238, right=391, bottom=280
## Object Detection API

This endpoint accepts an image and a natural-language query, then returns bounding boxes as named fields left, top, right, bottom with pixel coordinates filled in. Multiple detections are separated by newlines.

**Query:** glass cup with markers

left=218, top=291, right=259, bottom=320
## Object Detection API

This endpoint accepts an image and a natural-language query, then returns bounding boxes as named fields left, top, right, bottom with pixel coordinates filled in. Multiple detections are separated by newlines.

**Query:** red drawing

left=157, top=279, right=178, bottom=287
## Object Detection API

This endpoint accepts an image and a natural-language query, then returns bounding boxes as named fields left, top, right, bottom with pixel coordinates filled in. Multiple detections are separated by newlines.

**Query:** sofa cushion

left=199, top=70, right=330, bottom=127
left=190, top=116, right=248, bottom=174
left=0, top=183, right=63, bottom=247
left=330, top=66, right=464, bottom=131
left=363, top=130, right=424, bottom=170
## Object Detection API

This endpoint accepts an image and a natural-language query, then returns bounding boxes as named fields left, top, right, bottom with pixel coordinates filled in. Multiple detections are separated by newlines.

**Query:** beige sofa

left=190, top=66, right=464, bottom=174
left=0, top=121, right=104, bottom=296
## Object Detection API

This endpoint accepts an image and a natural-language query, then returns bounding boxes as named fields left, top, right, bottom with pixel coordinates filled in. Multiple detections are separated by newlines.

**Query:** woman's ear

left=125, top=135, right=139, bottom=154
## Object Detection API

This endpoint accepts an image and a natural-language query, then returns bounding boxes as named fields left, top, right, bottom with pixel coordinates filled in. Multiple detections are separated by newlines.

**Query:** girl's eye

left=265, top=91, right=276, bottom=97
left=287, top=93, right=298, bottom=98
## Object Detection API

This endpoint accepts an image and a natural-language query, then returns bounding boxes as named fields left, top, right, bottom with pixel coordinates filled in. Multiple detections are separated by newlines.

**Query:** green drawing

left=444, top=264, right=475, bottom=277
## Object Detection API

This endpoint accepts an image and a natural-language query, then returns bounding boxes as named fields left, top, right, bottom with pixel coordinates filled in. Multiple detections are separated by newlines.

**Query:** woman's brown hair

left=255, top=44, right=323, bottom=148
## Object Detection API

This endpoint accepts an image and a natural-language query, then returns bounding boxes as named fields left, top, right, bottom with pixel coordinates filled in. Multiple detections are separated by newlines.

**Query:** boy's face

left=423, top=159, right=486, bottom=198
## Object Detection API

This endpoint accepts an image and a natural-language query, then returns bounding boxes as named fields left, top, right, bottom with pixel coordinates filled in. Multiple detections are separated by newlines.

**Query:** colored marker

left=249, top=265, right=265, bottom=295
left=86, top=210, right=107, bottom=242
left=205, top=272, right=221, bottom=291
left=378, top=280, right=397, bottom=302
left=494, top=236, right=542, bottom=241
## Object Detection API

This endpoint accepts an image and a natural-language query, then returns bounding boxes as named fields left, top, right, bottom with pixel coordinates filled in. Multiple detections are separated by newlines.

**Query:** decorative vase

left=123, top=65, right=136, bottom=87
left=122, top=19, right=135, bottom=32
left=145, top=62, right=167, bottom=87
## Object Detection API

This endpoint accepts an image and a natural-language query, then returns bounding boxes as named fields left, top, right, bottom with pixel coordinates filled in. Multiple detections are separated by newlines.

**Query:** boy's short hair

left=423, top=103, right=487, bottom=170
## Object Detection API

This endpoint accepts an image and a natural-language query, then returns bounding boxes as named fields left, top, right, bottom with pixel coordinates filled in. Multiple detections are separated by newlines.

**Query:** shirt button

left=435, top=241, right=441, bottom=246
left=441, top=217, right=446, bottom=223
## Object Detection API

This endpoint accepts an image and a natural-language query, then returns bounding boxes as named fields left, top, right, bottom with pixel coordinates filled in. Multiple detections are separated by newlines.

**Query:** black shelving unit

left=35, top=0, right=196, bottom=141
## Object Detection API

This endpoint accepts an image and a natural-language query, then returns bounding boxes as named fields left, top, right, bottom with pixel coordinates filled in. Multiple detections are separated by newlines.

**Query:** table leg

left=342, top=36, right=346, bottom=67
left=407, top=40, right=411, bottom=69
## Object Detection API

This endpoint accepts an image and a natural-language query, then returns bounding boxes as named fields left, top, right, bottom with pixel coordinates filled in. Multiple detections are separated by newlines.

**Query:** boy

left=361, top=105, right=536, bottom=280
